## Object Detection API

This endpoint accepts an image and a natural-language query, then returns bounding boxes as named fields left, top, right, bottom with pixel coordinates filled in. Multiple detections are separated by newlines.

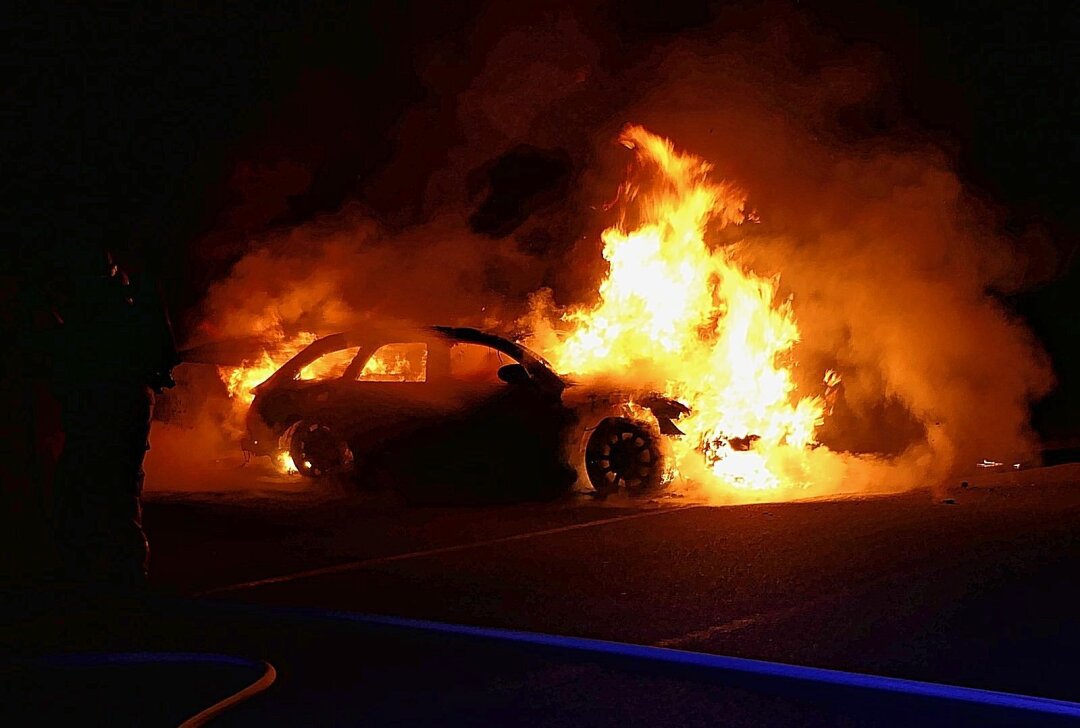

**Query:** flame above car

left=529, top=125, right=835, bottom=492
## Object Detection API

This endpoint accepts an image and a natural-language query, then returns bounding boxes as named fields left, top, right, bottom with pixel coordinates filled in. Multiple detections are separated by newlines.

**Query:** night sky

left=7, top=0, right=1077, bottom=437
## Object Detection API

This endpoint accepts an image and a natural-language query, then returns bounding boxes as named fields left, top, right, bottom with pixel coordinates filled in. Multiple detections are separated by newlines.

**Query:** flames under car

left=242, top=326, right=689, bottom=502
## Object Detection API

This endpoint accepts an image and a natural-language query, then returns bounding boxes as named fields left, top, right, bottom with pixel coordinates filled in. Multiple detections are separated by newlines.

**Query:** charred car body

left=243, top=326, right=688, bottom=503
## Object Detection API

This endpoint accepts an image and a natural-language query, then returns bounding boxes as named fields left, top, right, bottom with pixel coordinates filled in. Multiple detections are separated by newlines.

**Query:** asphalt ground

left=4, top=464, right=1080, bottom=725
left=141, top=464, right=1080, bottom=698
left=8, top=600, right=1076, bottom=727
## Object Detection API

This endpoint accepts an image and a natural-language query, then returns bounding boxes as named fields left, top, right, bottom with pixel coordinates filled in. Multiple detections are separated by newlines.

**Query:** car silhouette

left=242, top=326, right=689, bottom=502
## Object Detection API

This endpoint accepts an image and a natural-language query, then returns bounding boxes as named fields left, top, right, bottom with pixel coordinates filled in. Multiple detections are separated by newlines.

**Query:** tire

left=288, top=420, right=354, bottom=478
left=585, top=417, right=663, bottom=495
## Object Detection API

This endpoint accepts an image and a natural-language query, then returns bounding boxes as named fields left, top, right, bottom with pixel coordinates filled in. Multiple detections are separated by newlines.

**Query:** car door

left=389, top=341, right=576, bottom=503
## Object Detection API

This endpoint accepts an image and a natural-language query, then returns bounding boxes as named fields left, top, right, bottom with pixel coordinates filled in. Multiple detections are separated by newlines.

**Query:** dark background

left=5, top=0, right=1077, bottom=439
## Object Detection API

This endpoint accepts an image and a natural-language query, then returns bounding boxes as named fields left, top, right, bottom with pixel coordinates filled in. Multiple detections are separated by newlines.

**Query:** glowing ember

left=534, top=125, right=831, bottom=494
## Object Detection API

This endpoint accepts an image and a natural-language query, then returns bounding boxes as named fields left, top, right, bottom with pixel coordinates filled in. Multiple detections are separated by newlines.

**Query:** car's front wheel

left=585, top=417, right=663, bottom=496
left=289, top=421, right=355, bottom=478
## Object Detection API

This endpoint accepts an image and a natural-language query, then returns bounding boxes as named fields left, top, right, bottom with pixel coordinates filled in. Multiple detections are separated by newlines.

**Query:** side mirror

left=497, top=364, right=530, bottom=385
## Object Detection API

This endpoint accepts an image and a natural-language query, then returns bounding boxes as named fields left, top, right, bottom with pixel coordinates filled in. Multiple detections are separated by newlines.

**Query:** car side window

left=297, top=346, right=360, bottom=380
left=449, top=343, right=507, bottom=384
left=356, top=343, right=428, bottom=382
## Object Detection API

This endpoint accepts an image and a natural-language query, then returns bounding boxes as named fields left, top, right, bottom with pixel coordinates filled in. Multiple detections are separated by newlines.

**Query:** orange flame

left=535, top=125, right=831, bottom=493
left=219, top=330, right=317, bottom=405
left=215, top=329, right=314, bottom=475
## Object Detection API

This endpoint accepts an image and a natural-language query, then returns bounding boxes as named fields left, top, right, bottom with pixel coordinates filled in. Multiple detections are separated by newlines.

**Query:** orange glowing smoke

left=533, top=125, right=833, bottom=493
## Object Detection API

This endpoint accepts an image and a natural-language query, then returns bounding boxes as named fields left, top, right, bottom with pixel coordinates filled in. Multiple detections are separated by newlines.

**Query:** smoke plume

left=148, top=4, right=1054, bottom=497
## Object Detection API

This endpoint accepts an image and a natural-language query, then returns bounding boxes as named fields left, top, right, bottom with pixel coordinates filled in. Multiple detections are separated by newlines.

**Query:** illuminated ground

left=137, top=464, right=1080, bottom=705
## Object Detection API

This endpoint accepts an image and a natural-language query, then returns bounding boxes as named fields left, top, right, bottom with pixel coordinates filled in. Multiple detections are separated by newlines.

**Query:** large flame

left=536, top=125, right=833, bottom=494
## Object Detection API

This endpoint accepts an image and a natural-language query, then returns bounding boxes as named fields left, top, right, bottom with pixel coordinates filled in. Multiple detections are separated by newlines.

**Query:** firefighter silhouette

left=47, top=246, right=176, bottom=586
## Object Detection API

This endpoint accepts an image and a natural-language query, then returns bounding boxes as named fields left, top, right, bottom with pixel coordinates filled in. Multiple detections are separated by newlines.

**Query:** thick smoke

left=148, top=5, right=1053, bottom=496
left=595, top=28, right=1055, bottom=495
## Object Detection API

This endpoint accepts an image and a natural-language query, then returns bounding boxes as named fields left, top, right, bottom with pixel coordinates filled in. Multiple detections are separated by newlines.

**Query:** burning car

left=242, top=325, right=689, bottom=502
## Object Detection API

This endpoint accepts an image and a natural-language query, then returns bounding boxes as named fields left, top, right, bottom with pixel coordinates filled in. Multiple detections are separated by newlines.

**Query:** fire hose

left=12, top=605, right=1080, bottom=724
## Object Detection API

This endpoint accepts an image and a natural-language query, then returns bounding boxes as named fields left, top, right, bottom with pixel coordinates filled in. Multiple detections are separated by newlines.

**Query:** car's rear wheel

left=289, top=421, right=354, bottom=478
left=585, top=417, right=663, bottom=496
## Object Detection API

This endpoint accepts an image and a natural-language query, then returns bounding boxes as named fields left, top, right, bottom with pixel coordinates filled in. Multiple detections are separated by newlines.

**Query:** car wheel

left=585, top=417, right=663, bottom=496
left=289, top=421, right=354, bottom=478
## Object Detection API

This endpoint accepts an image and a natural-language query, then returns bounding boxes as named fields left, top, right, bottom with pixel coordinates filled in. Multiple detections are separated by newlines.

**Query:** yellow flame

left=221, top=331, right=319, bottom=404
left=298, top=346, right=357, bottom=381
left=538, top=124, right=830, bottom=493
left=357, top=343, right=428, bottom=382
left=278, top=451, right=299, bottom=475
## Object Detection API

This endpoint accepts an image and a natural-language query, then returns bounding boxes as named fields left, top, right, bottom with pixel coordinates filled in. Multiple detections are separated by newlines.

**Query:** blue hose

left=17, top=605, right=1080, bottom=722
left=215, top=602, right=1080, bottom=720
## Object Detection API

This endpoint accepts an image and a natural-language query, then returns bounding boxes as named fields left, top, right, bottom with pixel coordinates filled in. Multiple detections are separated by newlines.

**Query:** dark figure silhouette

left=46, top=247, right=176, bottom=587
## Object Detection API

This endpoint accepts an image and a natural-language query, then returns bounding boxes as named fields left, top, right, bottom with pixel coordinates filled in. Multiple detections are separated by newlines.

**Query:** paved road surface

left=5, top=466, right=1080, bottom=725
left=138, top=464, right=1080, bottom=703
